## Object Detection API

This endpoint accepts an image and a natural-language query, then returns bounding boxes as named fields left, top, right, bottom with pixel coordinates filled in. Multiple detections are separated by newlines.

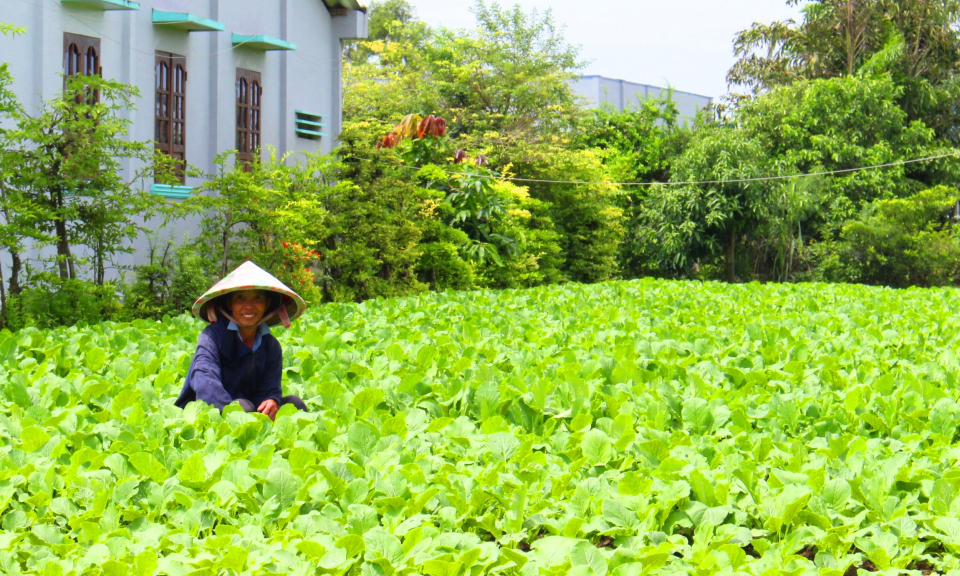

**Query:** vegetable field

left=3, top=280, right=960, bottom=576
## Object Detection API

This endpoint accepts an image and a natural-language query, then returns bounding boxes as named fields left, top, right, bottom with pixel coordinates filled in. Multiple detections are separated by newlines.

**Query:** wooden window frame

left=155, top=51, right=187, bottom=184
left=236, top=68, right=262, bottom=166
left=63, top=32, right=101, bottom=103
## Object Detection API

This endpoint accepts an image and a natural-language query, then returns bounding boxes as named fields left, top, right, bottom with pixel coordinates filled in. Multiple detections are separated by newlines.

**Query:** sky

left=408, top=0, right=806, bottom=99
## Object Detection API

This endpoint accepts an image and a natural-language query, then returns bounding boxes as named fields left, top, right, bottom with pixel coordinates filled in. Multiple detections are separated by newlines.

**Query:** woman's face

left=230, top=290, right=268, bottom=329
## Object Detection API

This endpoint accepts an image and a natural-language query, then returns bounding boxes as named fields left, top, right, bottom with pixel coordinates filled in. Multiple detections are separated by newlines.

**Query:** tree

left=727, top=0, right=960, bottom=141
left=810, top=186, right=960, bottom=286
left=343, top=0, right=423, bottom=65
left=573, top=95, right=693, bottom=279
left=738, top=76, right=947, bottom=237
left=344, top=0, right=584, bottom=141
left=189, top=150, right=330, bottom=301
left=0, top=22, right=26, bottom=323
left=635, top=127, right=769, bottom=281
left=0, top=76, right=177, bottom=290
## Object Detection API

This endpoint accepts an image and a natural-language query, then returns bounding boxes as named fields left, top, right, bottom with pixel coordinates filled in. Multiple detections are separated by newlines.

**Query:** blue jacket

left=175, top=317, right=283, bottom=410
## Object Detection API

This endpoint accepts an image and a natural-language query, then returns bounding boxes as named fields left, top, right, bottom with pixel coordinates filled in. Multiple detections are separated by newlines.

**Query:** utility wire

left=352, top=149, right=960, bottom=187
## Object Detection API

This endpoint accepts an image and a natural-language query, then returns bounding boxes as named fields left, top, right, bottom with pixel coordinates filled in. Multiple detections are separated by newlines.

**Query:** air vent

left=295, top=110, right=326, bottom=140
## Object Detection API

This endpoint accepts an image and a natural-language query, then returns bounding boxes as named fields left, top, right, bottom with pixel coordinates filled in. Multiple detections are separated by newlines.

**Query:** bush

left=496, top=141, right=625, bottom=283
left=125, top=242, right=214, bottom=320
left=6, top=275, right=123, bottom=330
left=809, top=186, right=960, bottom=287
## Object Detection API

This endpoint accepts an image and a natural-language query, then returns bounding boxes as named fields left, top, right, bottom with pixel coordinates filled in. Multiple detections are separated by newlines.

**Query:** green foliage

left=0, top=75, right=177, bottom=287
left=728, top=0, right=960, bottom=142
left=316, top=177, right=429, bottom=302
left=496, top=140, right=625, bottom=283
left=636, top=126, right=769, bottom=280
left=5, top=279, right=960, bottom=573
left=344, top=0, right=583, bottom=139
left=810, top=186, right=960, bottom=286
left=189, top=150, right=331, bottom=303
left=5, top=275, right=123, bottom=330
left=574, top=93, right=690, bottom=185
left=739, top=76, right=944, bottom=231
left=124, top=242, right=214, bottom=320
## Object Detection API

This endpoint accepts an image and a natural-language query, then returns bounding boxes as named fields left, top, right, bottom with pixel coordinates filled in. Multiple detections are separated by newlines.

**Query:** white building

left=1, top=0, right=368, bottom=198
left=0, top=0, right=367, bottom=279
left=570, top=75, right=711, bottom=122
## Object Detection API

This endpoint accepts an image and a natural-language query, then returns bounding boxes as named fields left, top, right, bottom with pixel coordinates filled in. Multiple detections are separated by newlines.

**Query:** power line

left=352, top=150, right=960, bottom=187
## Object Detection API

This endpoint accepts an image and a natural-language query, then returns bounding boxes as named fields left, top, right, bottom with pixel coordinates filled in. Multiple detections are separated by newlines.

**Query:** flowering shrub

left=262, top=240, right=323, bottom=306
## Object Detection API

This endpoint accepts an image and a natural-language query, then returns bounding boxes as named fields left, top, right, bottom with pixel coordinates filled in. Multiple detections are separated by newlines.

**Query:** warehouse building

left=570, top=75, right=712, bottom=122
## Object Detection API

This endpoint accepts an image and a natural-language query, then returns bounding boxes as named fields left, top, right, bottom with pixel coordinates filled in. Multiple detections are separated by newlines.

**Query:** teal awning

left=61, top=0, right=139, bottom=10
left=232, top=33, right=296, bottom=51
left=151, top=184, right=193, bottom=199
left=152, top=10, right=224, bottom=32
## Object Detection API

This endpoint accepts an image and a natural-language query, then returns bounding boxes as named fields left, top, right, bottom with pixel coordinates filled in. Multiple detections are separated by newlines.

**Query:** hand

left=257, top=398, right=279, bottom=421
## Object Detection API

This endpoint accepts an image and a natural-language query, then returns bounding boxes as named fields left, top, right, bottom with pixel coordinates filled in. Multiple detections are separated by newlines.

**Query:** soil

left=742, top=544, right=761, bottom=558
left=595, top=536, right=616, bottom=549
left=843, top=560, right=878, bottom=576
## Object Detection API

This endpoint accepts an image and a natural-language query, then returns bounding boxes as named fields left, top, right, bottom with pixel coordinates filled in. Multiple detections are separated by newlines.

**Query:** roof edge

left=323, top=0, right=366, bottom=13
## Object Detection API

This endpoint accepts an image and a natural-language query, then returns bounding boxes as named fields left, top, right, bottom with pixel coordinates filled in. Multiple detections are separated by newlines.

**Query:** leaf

left=264, top=468, right=303, bottom=510
left=363, top=528, right=404, bottom=565
left=351, top=388, right=385, bottom=414
left=85, top=347, right=107, bottom=372
left=618, top=472, right=649, bottom=497
left=682, top=398, right=715, bottom=434
left=487, top=432, right=520, bottom=461
left=529, top=536, right=579, bottom=568
left=296, top=540, right=327, bottom=562
left=603, top=498, right=638, bottom=529
left=581, top=429, right=613, bottom=464
left=336, top=534, right=365, bottom=559
left=819, top=479, right=851, bottom=509
left=347, top=422, right=381, bottom=459
left=381, top=414, right=407, bottom=438
left=129, top=452, right=169, bottom=483
left=936, top=517, right=960, bottom=543
left=423, top=559, right=463, bottom=576
left=178, top=452, right=206, bottom=486
left=571, top=540, right=608, bottom=576
left=20, top=425, right=50, bottom=453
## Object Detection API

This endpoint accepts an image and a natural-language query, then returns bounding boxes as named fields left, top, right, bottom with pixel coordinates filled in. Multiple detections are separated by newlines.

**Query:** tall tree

left=727, top=0, right=960, bottom=140
left=344, top=0, right=584, bottom=141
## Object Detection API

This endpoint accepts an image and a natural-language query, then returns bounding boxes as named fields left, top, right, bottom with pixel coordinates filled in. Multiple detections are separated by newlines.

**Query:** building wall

left=569, top=75, right=712, bottom=122
left=0, top=0, right=366, bottom=279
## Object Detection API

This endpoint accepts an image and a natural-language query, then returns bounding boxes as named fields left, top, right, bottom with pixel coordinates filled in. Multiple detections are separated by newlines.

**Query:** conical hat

left=192, top=261, right=306, bottom=328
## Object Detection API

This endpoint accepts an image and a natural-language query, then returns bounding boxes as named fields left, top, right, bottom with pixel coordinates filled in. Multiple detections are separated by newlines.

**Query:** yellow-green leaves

left=7, top=279, right=960, bottom=576
left=128, top=452, right=169, bottom=483
left=20, top=425, right=50, bottom=452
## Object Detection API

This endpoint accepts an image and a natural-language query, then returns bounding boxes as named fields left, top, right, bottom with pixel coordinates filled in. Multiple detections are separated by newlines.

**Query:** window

left=236, top=68, right=262, bottom=166
left=155, top=52, right=187, bottom=183
left=63, top=32, right=101, bottom=102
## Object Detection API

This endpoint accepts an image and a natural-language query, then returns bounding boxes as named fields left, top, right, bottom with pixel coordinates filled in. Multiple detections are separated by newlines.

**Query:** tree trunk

left=9, top=251, right=21, bottom=295
left=0, top=180, right=22, bottom=295
left=726, top=230, right=737, bottom=283
left=55, top=217, right=70, bottom=281
left=0, top=254, right=7, bottom=328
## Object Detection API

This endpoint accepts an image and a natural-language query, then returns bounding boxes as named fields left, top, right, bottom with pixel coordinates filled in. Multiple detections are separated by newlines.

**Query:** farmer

left=174, top=261, right=307, bottom=419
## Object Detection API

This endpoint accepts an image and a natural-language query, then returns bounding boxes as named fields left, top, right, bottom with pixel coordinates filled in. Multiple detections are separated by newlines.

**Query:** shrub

left=809, top=186, right=960, bottom=287
left=125, top=243, right=213, bottom=320
left=6, top=274, right=123, bottom=330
